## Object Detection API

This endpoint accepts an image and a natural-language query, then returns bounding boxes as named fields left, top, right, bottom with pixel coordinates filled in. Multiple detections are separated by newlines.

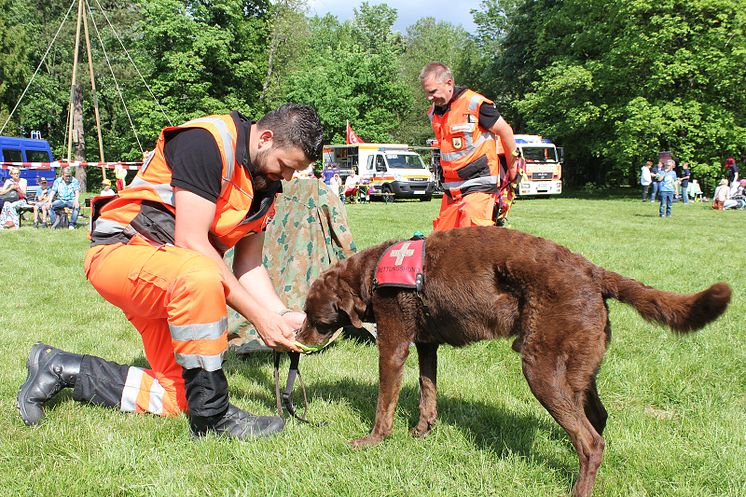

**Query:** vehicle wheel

left=382, top=184, right=394, bottom=203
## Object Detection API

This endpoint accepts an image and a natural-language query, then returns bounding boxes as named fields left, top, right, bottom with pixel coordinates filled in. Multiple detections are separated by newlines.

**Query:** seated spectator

left=723, top=180, right=746, bottom=210
left=33, top=177, right=53, bottom=228
left=712, top=179, right=730, bottom=210
left=343, top=172, right=360, bottom=203
left=0, top=166, right=28, bottom=230
left=99, top=178, right=116, bottom=197
left=48, top=166, right=81, bottom=229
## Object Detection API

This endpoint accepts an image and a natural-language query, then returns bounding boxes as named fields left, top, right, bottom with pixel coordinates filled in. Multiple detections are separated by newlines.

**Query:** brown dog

left=296, top=226, right=731, bottom=497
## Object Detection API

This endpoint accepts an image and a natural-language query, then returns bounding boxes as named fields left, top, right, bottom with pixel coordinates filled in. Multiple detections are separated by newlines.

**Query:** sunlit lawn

left=0, top=191, right=743, bottom=496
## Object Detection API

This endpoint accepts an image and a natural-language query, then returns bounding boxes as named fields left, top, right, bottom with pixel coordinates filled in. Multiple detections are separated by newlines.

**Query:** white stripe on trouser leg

left=148, top=379, right=166, bottom=416
left=120, top=367, right=145, bottom=412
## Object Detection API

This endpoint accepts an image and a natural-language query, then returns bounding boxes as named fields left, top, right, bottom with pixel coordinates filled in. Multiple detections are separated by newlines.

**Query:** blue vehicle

left=0, top=135, right=57, bottom=196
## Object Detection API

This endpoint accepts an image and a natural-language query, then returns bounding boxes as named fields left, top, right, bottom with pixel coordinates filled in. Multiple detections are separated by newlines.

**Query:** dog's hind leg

left=584, top=375, right=607, bottom=436
left=522, top=349, right=605, bottom=497
left=412, top=343, right=439, bottom=438
left=352, top=335, right=411, bottom=448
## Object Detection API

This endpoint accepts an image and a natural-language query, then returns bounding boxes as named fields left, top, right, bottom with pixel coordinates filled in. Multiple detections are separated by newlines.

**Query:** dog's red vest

left=374, top=239, right=426, bottom=290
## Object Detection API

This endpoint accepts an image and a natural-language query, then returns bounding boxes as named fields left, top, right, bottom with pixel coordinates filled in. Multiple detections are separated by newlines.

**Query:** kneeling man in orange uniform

left=18, top=104, right=323, bottom=439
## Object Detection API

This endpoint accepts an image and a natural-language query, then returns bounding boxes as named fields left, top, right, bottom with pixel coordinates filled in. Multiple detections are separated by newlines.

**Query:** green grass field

left=0, top=194, right=744, bottom=496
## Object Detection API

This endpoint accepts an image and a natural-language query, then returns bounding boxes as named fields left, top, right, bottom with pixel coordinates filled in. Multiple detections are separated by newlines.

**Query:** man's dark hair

left=257, top=103, right=324, bottom=161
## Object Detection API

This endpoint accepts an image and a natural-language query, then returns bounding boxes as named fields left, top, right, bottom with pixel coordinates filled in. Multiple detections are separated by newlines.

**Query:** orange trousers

left=84, top=236, right=229, bottom=416
left=433, top=192, right=497, bottom=231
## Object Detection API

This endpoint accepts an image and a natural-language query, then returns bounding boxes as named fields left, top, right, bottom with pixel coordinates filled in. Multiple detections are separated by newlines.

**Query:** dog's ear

left=338, top=294, right=364, bottom=328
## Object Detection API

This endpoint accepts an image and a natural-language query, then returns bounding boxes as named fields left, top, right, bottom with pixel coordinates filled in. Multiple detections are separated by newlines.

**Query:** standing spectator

left=678, top=162, right=691, bottom=204
left=724, top=157, right=739, bottom=188
left=0, top=166, right=27, bottom=229
left=657, top=159, right=677, bottom=217
left=48, top=166, right=81, bottom=230
left=640, top=160, right=653, bottom=202
left=33, top=177, right=52, bottom=227
left=650, top=160, right=663, bottom=202
left=99, top=179, right=116, bottom=197
left=712, top=179, right=730, bottom=209
left=322, top=163, right=339, bottom=185
left=329, top=172, right=342, bottom=200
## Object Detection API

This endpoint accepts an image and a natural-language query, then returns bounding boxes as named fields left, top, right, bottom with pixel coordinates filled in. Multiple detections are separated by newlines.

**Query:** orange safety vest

left=91, top=113, right=275, bottom=254
left=428, top=89, right=503, bottom=198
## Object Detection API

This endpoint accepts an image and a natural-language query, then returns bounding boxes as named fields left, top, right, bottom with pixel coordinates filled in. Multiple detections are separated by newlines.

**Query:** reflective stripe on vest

left=442, top=176, right=499, bottom=198
left=440, top=131, right=493, bottom=162
left=92, top=113, right=270, bottom=251
left=127, top=177, right=176, bottom=206
left=185, top=117, right=235, bottom=191
left=429, top=89, right=500, bottom=183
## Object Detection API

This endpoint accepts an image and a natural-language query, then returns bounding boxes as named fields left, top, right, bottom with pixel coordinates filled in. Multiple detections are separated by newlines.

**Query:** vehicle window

left=2, top=148, right=23, bottom=162
left=522, top=146, right=557, bottom=162
left=385, top=153, right=427, bottom=169
left=376, top=155, right=386, bottom=170
left=367, top=156, right=374, bottom=171
left=26, top=150, right=51, bottom=162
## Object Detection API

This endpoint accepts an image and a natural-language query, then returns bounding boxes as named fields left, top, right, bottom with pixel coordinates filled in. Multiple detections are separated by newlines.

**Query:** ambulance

left=514, top=134, right=563, bottom=196
left=323, top=143, right=435, bottom=201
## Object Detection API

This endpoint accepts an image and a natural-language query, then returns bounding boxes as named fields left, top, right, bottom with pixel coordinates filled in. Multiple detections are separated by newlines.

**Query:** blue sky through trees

left=307, top=0, right=481, bottom=33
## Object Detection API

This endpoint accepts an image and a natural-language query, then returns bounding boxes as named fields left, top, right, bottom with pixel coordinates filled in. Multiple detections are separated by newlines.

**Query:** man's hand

left=255, top=311, right=302, bottom=352
left=281, top=310, right=306, bottom=331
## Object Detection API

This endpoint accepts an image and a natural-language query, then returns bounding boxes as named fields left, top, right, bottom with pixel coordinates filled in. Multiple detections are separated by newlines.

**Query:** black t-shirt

left=432, top=86, right=502, bottom=130
left=165, top=128, right=225, bottom=203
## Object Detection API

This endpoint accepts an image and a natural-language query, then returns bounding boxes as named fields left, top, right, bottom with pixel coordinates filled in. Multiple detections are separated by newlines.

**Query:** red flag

left=346, top=121, right=365, bottom=144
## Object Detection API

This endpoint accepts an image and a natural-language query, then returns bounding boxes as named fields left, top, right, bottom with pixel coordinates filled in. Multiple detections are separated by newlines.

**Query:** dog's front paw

left=350, top=434, right=384, bottom=449
left=410, top=423, right=433, bottom=438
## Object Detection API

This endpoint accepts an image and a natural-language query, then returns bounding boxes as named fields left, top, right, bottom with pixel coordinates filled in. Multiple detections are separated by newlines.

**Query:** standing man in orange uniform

left=18, top=104, right=324, bottom=440
left=420, top=62, right=520, bottom=229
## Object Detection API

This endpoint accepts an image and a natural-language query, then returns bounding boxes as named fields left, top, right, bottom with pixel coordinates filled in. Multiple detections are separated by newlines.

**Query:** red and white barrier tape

left=1, top=161, right=142, bottom=170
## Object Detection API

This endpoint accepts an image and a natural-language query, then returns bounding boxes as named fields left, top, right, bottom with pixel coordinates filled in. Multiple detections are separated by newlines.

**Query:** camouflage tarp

left=224, top=179, right=357, bottom=353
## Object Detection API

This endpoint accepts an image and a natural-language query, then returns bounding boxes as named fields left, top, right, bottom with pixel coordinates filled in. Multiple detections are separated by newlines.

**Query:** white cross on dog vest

left=373, top=239, right=426, bottom=290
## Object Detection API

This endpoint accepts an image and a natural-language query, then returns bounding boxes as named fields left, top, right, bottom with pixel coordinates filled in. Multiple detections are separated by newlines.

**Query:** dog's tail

left=601, top=270, right=731, bottom=333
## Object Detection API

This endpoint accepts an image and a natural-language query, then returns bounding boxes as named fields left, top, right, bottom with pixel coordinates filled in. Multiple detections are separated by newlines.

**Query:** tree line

left=1, top=0, right=743, bottom=192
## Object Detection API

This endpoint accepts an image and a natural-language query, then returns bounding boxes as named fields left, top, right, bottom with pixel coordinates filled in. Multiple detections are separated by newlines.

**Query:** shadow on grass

left=39, top=347, right=575, bottom=486
left=230, top=350, right=577, bottom=484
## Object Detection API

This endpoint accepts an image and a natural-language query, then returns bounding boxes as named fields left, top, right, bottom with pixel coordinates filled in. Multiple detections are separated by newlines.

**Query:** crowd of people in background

left=0, top=166, right=120, bottom=230
left=640, top=156, right=744, bottom=216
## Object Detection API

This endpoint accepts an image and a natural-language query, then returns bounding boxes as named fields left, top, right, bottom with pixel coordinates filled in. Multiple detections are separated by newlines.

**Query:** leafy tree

left=398, top=17, right=472, bottom=145
left=279, top=5, right=410, bottom=144
left=476, top=0, right=746, bottom=191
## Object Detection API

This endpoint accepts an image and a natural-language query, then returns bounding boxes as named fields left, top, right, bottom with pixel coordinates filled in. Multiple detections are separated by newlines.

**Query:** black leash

left=272, top=351, right=327, bottom=426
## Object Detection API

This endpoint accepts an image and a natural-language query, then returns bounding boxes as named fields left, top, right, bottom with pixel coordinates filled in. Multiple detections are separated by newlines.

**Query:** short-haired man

left=18, top=104, right=324, bottom=439
left=420, top=62, right=519, bottom=230
left=48, top=166, right=81, bottom=229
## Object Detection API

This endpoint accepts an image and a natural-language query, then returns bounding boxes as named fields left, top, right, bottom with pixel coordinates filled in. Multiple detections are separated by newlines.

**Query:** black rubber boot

left=17, top=342, right=83, bottom=426
left=190, top=404, right=285, bottom=440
